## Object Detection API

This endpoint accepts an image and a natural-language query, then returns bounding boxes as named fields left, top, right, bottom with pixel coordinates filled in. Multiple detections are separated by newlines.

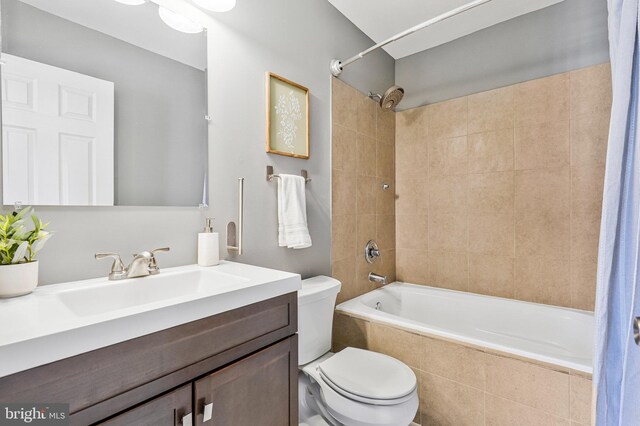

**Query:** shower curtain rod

left=330, top=0, right=492, bottom=76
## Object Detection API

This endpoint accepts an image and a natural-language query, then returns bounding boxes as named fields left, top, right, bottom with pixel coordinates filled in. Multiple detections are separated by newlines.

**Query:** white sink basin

left=0, top=261, right=301, bottom=378
left=56, top=269, right=249, bottom=317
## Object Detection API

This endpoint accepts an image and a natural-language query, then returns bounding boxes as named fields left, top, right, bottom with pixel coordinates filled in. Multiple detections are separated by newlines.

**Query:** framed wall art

left=266, top=72, right=310, bottom=159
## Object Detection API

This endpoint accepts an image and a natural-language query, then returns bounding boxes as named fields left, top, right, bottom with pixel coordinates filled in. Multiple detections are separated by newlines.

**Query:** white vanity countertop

left=0, top=261, right=301, bottom=378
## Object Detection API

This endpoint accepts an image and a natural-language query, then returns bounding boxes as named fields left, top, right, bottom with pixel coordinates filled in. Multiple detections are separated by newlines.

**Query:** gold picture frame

left=266, top=72, right=310, bottom=159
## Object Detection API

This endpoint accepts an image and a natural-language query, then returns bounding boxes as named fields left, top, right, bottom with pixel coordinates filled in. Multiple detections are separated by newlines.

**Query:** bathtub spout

left=368, top=272, right=387, bottom=286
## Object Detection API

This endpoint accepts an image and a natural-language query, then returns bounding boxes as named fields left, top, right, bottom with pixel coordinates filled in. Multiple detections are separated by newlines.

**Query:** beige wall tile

left=377, top=108, right=396, bottom=145
left=396, top=179, right=429, bottom=215
left=397, top=214, right=429, bottom=250
left=429, top=136, right=468, bottom=176
left=368, top=324, right=421, bottom=368
left=468, top=254, right=515, bottom=298
left=571, top=112, right=610, bottom=168
left=515, top=121, right=570, bottom=170
left=429, top=212, right=468, bottom=252
left=430, top=174, right=468, bottom=213
left=357, top=95, right=377, bottom=138
left=379, top=249, right=396, bottom=282
left=376, top=214, right=395, bottom=252
left=572, top=166, right=605, bottom=216
left=468, top=171, right=514, bottom=214
left=428, top=97, right=468, bottom=140
left=468, top=85, right=515, bottom=134
left=333, top=257, right=356, bottom=305
left=357, top=133, right=377, bottom=177
left=485, top=353, right=570, bottom=418
left=376, top=139, right=395, bottom=179
left=515, top=256, right=571, bottom=307
left=397, top=106, right=428, bottom=147
left=396, top=248, right=429, bottom=284
left=468, top=129, right=514, bottom=173
left=377, top=178, right=396, bottom=215
left=421, top=337, right=486, bottom=389
left=570, top=257, right=597, bottom=311
left=485, top=395, right=570, bottom=426
left=332, top=124, right=357, bottom=172
left=396, top=139, right=429, bottom=181
left=356, top=214, right=376, bottom=258
left=570, top=375, right=592, bottom=425
left=515, top=168, right=570, bottom=258
left=469, top=212, right=515, bottom=256
left=332, top=169, right=356, bottom=216
left=332, top=78, right=358, bottom=130
left=515, top=73, right=570, bottom=127
left=428, top=251, right=469, bottom=291
left=332, top=214, right=357, bottom=263
left=332, top=313, right=369, bottom=352
left=420, top=371, right=485, bottom=426
left=355, top=258, right=377, bottom=294
left=356, top=175, right=377, bottom=215
left=570, top=62, right=612, bottom=118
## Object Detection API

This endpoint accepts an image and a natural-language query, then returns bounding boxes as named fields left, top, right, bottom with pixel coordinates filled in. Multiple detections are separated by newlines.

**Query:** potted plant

left=0, top=207, right=51, bottom=297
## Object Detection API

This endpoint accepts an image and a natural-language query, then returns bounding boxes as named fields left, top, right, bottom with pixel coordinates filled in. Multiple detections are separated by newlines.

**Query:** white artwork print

left=275, top=90, right=302, bottom=151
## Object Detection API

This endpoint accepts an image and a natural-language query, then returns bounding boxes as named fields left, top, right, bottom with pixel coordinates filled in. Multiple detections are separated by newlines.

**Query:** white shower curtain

left=593, top=0, right=640, bottom=424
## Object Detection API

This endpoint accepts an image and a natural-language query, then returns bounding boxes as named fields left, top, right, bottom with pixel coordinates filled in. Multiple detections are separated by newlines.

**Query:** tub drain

left=375, top=302, right=382, bottom=311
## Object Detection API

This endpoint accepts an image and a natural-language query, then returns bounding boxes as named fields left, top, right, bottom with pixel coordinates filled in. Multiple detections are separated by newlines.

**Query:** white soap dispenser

left=198, top=218, right=219, bottom=266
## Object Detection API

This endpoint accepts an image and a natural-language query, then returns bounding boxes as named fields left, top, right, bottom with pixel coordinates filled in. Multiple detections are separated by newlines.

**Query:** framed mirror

left=0, top=0, right=208, bottom=207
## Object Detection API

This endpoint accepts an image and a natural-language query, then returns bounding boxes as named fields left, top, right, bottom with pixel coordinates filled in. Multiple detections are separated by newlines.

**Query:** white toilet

left=298, top=276, right=419, bottom=426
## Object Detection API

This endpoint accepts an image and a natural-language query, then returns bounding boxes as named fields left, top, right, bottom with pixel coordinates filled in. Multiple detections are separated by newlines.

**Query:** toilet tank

left=298, top=276, right=341, bottom=365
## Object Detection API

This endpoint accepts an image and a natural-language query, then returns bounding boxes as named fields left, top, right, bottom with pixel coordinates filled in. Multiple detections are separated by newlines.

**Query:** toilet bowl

left=298, top=276, right=418, bottom=426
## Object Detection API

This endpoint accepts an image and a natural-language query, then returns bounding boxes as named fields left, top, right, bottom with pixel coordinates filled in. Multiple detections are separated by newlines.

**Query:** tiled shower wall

left=395, top=63, right=611, bottom=311
left=331, top=79, right=396, bottom=304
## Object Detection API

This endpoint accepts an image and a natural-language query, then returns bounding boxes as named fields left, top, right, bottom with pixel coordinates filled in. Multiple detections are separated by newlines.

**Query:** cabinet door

left=98, top=384, right=192, bottom=426
left=194, top=337, right=297, bottom=426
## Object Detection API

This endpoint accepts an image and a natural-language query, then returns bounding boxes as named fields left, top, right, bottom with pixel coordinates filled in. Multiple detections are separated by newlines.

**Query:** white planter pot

left=0, top=261, right=39, bottom=298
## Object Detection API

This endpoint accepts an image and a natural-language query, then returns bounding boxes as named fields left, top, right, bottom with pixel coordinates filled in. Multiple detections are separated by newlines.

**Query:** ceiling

left=327, top=0, right=566, bottom=59
left=16, top=0, right=206, bottom=70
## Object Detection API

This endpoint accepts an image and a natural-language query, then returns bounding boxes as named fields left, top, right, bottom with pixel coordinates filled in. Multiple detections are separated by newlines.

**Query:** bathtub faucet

left=368, top=272, right=387, bottom=286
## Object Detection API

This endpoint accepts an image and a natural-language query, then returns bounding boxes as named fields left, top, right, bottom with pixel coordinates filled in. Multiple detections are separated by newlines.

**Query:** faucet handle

left=95, top=252, right=126, bottom=280
left=148, top=247, right=170, bottom=274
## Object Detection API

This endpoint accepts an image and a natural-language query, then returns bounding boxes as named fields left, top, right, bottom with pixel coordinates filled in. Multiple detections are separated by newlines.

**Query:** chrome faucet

left=95, top=247, right=170, bottom=280
left=368, top=272, right=387, bottom=286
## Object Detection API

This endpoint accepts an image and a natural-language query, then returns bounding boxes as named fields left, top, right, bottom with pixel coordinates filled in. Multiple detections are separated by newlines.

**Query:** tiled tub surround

left=331, top=79, right=396, bottom=304
left=333, top=311, right=593, bottom=426
left=395, top=63, right=612, bottom=311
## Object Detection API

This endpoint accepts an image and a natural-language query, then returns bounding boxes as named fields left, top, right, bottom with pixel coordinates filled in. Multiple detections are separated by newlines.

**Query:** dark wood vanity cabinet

left=194, top=338, right=296, bottom=426
left=0, top=292, right=298, bottom=426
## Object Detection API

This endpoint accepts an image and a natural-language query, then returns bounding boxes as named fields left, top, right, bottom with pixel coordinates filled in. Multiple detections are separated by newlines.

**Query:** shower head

left=368, top=85, right=404, bottom=111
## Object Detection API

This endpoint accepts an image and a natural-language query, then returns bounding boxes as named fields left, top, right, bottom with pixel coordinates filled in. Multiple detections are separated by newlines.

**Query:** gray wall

left=396, top=0, right=610, bottom=110
left=2, top=0, right=207, bottom=206
left=206, top=0, right=395, bottom=278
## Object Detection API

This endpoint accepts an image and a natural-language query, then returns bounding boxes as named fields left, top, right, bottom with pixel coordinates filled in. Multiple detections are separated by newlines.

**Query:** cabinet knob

left=203, top=403, right=213, bottom=422
left=181, top=412, right=193, bottom=426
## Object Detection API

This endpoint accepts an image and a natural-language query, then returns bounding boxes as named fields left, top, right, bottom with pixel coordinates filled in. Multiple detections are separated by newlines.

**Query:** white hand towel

left=277, top=174, right=312, bottom=249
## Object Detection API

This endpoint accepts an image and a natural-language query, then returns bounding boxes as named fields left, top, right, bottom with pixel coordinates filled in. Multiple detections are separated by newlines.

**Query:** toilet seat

left=301, top=349, right=419, bottom=426
left=317, top=347, right=417, bottom=405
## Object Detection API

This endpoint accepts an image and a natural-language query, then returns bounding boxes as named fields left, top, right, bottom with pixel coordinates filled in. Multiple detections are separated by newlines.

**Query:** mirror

left=0, top=0, right=208, bottom=207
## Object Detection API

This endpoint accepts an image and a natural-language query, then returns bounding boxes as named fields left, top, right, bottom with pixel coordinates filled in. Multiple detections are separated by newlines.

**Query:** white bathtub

left=336, top=282, right=594, bottom=374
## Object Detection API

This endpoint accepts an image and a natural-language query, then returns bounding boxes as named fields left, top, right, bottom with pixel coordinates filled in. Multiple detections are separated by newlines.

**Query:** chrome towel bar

left=266, top=165, right=311, bottom=183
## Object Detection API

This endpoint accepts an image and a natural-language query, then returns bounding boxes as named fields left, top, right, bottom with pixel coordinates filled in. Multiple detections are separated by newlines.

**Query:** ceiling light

left=158, top=6, right=204, bottom=34
left=192, top=0, right=236, bottom=12
left=114, top=0, right=146, bottom=5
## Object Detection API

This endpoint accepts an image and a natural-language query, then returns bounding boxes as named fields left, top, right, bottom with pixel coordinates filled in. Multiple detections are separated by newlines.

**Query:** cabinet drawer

left=0, top=293, right=297, bottom=417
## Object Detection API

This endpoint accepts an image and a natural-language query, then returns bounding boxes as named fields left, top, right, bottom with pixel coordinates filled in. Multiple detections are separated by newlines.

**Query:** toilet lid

left=317, top=347, right=416, bottom=401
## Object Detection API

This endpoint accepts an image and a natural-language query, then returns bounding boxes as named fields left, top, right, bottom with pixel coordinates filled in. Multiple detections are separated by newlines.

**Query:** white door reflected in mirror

left=2, top=53, right=115, bottom=206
